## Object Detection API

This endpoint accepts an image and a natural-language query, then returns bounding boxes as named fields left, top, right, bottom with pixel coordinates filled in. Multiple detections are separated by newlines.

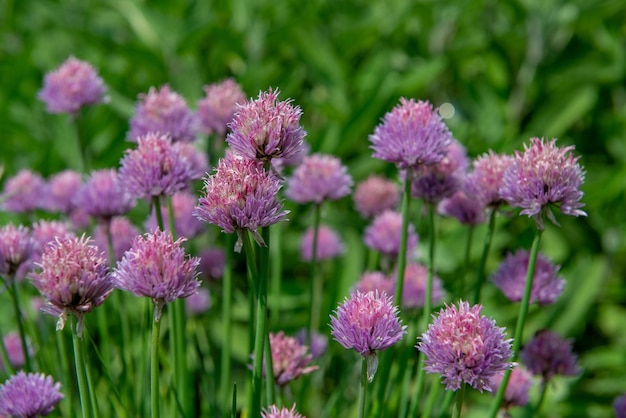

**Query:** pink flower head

left=31, top=220, right=73, bottom=258
left=227, top=88, right=306, bottom=162
left=0, top=332, right=32, bottom=371
left=38, top=56, right=107, bottom=115
left=500, top=138, right=586, bottom=229
left=364, top=210, right=418, bottom=259
left=438, top=188, right=486, bottom=226
left=520, top=330, right=581, bottom=381
left=112, top=229, right=201, bottom=321
left=73, top=169, right=135, bottom=222
left=465, top=151, right=514, bottom=207
left=491, top=250, right=565, bottom=305
left=197, top=78, right=246, bottom=136
left=490, top=366, right=534, bottom=409
left=285, top=154, right=353, bottom=204
left=299, top=225, right=344, bottom=262
left=128, top=85, right=196, bottom=143
left=1, top=169, right=46, bottom=213
left=353, top=175, right=400, bottom=219
left=417, top=301, right=514, bottom=392
left=369, top=98, right=453, bottom=175
left=262, top=404, right=306, bottom=418
left=353, top=271, right=394, bottom=296
left=94, top=217, right=139, bottom=262
left=0, top=224, right=35, bottom=277
left=146, top=191, right=205, bottom=238
left=185, top=287, right=211, bottom=315
left=30, top=234, right=113, bottom=336
left=194, top=153, right=288, bottom=251
left=394, top=263, right=445, bottom=310
left=43, top=170, right=83, bottom=214
left=268, top=331, right=318, bottom=386
left=0, top=371, right=63, bottom=417
left=172, top=141, right=209, bottom=181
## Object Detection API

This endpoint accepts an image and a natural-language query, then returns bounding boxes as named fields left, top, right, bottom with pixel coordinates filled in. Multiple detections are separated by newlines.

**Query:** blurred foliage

left=1, top=0, right=626, bottom=416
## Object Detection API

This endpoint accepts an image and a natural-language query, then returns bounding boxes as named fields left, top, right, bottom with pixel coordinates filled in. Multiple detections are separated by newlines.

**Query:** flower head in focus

left=0, top=371, right=63, bottom=417
left=519, top=330, right=581, bottom=381
left=262, top=404, right=306, bottom=418
left=197, top=78, right=246, bottom=136
left=285, top=154, right=353, bottom=204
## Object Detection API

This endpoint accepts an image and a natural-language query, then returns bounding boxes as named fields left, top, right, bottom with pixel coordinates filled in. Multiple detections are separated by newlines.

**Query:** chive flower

left=285, top=154, right=353, bottom=204
left=197, top=78, right=246, bottom=136
left=519, top=330, right=581, bottom=381
left=353, top=175, right=400, bottom=219
left=0, top=371, right=63, bottom=417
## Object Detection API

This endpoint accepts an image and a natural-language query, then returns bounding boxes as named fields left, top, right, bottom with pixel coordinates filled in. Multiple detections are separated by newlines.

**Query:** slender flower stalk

left=221, top=235, right=235, bottom=414
left=451, top=384, right=466, bottom=418
left=473, top=207, right=497, bottom=304
left=358, top=356, right=368, bottom=418
left=151, top=305, right=161, bottom=418
left=8, top=279, right=32, bottom=372
left=308, top=204, right=322, bottom=338
left=71, top=317, right=92, bottom=418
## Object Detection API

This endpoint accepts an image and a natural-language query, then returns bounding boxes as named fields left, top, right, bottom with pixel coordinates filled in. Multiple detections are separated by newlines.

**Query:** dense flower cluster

left=43, top=170, right=83, bottom=214
left=353, top=175, right=400, bottom=219
left=285, top=154, right=353, bottom=204
left=73, top=169, right=135, bottom=221
left=364, top=210, right=418, bottom=259
left=268, top=331, right=318, bottom=386
left=465, top=151, right=514, bottom=207
left=0, top=371, right=63, bottom=417
left=262, top=404, right=306, bottom=418
left=1, top=169, right=46, bottom=213
left=519, top=330, right=581, bottom=381
left=197, top=78, right=246, bottom=136
left=438, top=189, right=486, bottom=226
left=0, top=224, right=35, bottom=277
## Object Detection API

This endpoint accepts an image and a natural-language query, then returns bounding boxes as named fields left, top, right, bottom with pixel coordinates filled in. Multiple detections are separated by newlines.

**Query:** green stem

left=460, top=226, right=474, bottom=297
left=270, top=223, right=283, bottom=329
left=308, top=203, right=322, bottom=339
left=151, top=303, right=163, bottom=418
left=8, top=278, right=32, bottom=372
left=358, top=356, right=369, bottom=418
left=71, top=114, right=88, bottom=173
left=534, top=380, right=549, bottom=415
left=221, top=233, right=235, bottom=415
left=472, top=207, right=497, bottom=304
left=398, top=313, right=419, bottom=418
left=82, top=336, right=99, bottom=418
left=420, top=378, right=442, bottom=418
left=488, top=228, right=543, bottom=418
left=451, top=385, right=466, bottom=418
left=57, top=330, right=75, bottom=418
left=71, top=316, right=92, bottom=418
left=0, top=322, right=15, bottom=375
left=265, top=331, right=276, bottom=406
left=152, top=196, right=164, bottom=231
left=437, top=390, right=455, bottom=418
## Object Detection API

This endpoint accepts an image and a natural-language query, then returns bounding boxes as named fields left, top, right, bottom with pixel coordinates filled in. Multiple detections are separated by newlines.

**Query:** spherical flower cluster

left=500, top=138, right=586, bottom=229
left=0, top=332, right=31, bottom=371
left=38, top=56, right=107, bottom=115
left=353, top=271, right=394, bottom=296
left=30, top=234, right=113, bottom=336
left=73, top=169, right=135, bottom=221
left=262, top=404, right=306, bottom=418
left=490, top=366, right=534, bottom=409
left=268, top=331, right=318, bottom=386
left=197, top=78, right=246, bottom=136
left=32, top=220, right=72, bottom=256
left=145, top=191, right=205, bottom=238
left=438, top=189, right=486, bottom=226
left=353, top=175, right=399, bottom=219
left=299, top=225, right=344, bottom=262
left=226, top=88, right=306, bottom=162
left=491, top=250, right=565, bottom=305
left=1, top=169, right=46, bottom=213
left=194, top=153, right=288, bottom=251
left=285, top=154, right=353, bottom=204
left=614, top=393, right=626, bottom=418
left=128, top=85, right=196, bottom=143
left=395, top=263, right=445, bottom=310
left=172, top=141, right=209, bottom=181
left=369, top=98, right=452, bottom=173
left=0, top=224, right=35, bottom=277
left=465, top=151, right=514, bottom=207
left=519, top=330, right=581, bottom=381
left=43, top=170, right=83, bottom=214
left=0, top=371, right=63, bottom=417
left=198, top=248, right=225, bottom=280
left=363, top=210, right=418, bottom=259
left=417, top=301, right=514, bottom=392
left=112, top=230, right=201, bottom=321
left=94, top=217, right=139, bottom=262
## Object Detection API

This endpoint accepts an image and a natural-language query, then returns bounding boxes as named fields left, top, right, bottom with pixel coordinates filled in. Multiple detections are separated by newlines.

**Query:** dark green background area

left=1, top=0, right=625, bottom=416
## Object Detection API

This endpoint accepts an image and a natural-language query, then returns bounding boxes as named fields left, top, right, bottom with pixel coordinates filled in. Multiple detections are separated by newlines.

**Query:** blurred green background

left=1, top=0, right=626, bottom=416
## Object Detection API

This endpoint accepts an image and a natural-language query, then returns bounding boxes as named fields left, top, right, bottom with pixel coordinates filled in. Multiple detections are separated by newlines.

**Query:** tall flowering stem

left=358, top=356, right=369, bottom=418
left=221, top=233, right=235, bottom=414
left=308, top=203, right=322, bottom=338
left=452, top=384, right=466, bottom=418
left=472, top=207, right=497, bottom=304
left=151, top=304, right=162, bottom=418
left=488, top=227, right=542, bottom=417
left=71, top=317, right=92, bottom=418
left=7, top=279, right=32, bottom=372
left=152, top=196, right=165, bottom=231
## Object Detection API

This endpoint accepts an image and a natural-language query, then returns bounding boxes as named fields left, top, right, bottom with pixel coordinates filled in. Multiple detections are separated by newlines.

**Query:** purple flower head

left=519, top=330, right=581, bottom=381
left=500, top=138, right=586, bottom=229
left=490, top=366, right=534, bottom=409
left=285, top=154, right=353, bottom=204
left=226, top=88, right=306, bottom=162
left=614, top=393, right=626, bottom=418
left=262, top=404, right=306, bottom=418
left=330, top=290, right=407, bottom=381
left=112, top=229, right=201, bottom=321
left=491, top=249, right=565, bottom=305
left=353, top=271, right=394, bottom=296
left=0, top=332, right=32, bottom=371
left=73, top=169, right=135, bottom=222
left=410, top=140, right=469, bottom=203
left=394, top=263, right=445, bottom=310
left=30, top=234, right=113, bottom=337
left=31, top=220, right=73, bottom=259
left=417, top=301, right=514, bottom=392
left=296, top=329, right=329, bottom=359
left=194, top=153, right=288, bottom=251
left=42, top=170, right=83, bottom=214
left=364, top=210, right=418, bottom=259
left=198, top=248, right=225, bottom=281
left=268, top=331, right=318, bottom=386
left=465, top=151, right=514, bottom=207
left=370, top=98, right=453, bottom=175
left=438, top=188, right=486, bottom=226
left=172, top=141, right=209, bottom=181
left=120, top=132, right=194, bottom=200
left=0, top=224, right=35, bottom=277
left=145, top=191, right=205, bottom=239
left=94, top=217, right=139, bottom=262
left=128, top=85, right=196, bottom=143
left=185, top=287, right=211, bottom=315
left=38, top=56, right=107, bottom=115
left=197, top=78, right=246, bottom=136
left=271, top=140, right=310, bottom=175
left=0, top=371, right=63, bottom=417
left=1, top=169, right=46, bottom=213
left=353, top=175, right=400, bottom=219
left=299, top=225, right=344, bottom=262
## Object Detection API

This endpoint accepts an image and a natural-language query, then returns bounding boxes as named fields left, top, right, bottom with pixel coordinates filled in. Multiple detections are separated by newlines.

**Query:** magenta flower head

left=128, top=85, right=196, bottom=143
left=500, top=138, right=586, bottom=229
left=364, top=210, right=418, bottom=259
left=490, top=366, right=534, bottom=409
left=268, top=331, right=318, bottom=386
left=438, top=188, right=486, bottom=226
left=262, top=404, right=306, bottom=418
left=146, top=191, right=205, bottom=238
left=369, top=98, right=453, bottom=177
left=300, top=225, right=344, bottom=262
left=197, top=78, right=246, bottom=136
left=330, top=290, right=407, bottom=381
left=73, top=169, right=135, bottom=222
left=38, top=56, right=107, bottom=115
left=614, top=394, right=626, bottom=418
left=465, top=151, right=514, bottom=207
left=42, top=170, right=83, bottom=214
left=353, top=271, right=394, bottom=296
left=285, top=154, right=353, bottom=204
left=0, top=224, right=35, bottom=277
left=112, top=229, right=201, bottom=321
left=226, top=88, right=306, bottom=162
left=0, top=371, right=63, bottom=417
left=394, top=263, right=445, bottom=310
left=417, top=301, right=514, bottom=392
left=94, top=217, right=139, bottom=262
left=30, top=234, right=113, bottom=337
left=0, top=332, right=32, bottom=371
left=194, top=153, right=288, bottom=251
left=31, top=220, right=72, bottom=257
left=353, top=175, right=400, bottom=219
left=1, top=169, right=46, bottom=213
left=491, top=250, right=565, bottom=305
left=519, top=330, right=581, bottom=381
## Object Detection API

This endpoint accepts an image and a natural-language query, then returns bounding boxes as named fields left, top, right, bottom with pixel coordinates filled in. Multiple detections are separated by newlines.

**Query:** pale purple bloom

left=69, top=207, right=91, bottom=231
left=417, top=301, right=514, bottom=392
left=369, top=98, right=453, bottom=176
left=198, top=248, right=225, bottom=280
left=43, top=170, right=82, bottom=213
left=194, top=153, right=288, bottom=251
left=185, top=287, right=211, bottom=315
left=500, top=138, right=586, bottom=229
left=0, top=371, right=63, bottom=417
left=262, top=404, right=306, bottom=418
left=491, top=250, right=565, bottom=305
left=490, top=366, right=534, bottom=409
left=285, top=154, right=353, bottom=204
left=0, top=224, right=35, bottom=277
left=94, top=217, right=139, bottom=262
left=520, top=330, right=581, bottom=381
left=394, top=263, right=445, bottom=310
left=172, top=141, right=209, bottom=181
left=299, top=225, right=344, bottom=262
left=145, top=191, right=205, bottom=238
left=353, top=271, right=394, bottom=296
left=73, top=169, right=135, bottom=222
left=112, top=230, right=201, bottom=321
left=438, top=189, right=486, bottom=226
left=129, top=85, right=196, bottom=143
left=1, top=169, right=46, bottom=213
left=30, top=234, right=113, bottom=337
left=271, top=140, right=310, bottom=175
left=227, top=88, right=306, bottom=162
left=330, top=290, right=406, bottom=381
left=296, top=329, right=328, bottom=359
left=614, top=393, right=626, bottom=418
left=268, top=331, right=318, bottom=386
left=38, top=56, right=107, bottom=115
left=197, top=78, right=246, bottom=136
left=32, top=221, right=72, bottom=255
left=364, top=210, right=418, bottom=259
left=353, top=175, right=399, bottom=219
left=465, top=151, right=514, bottom=207
left=0, top=332, right=32, bottom=371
